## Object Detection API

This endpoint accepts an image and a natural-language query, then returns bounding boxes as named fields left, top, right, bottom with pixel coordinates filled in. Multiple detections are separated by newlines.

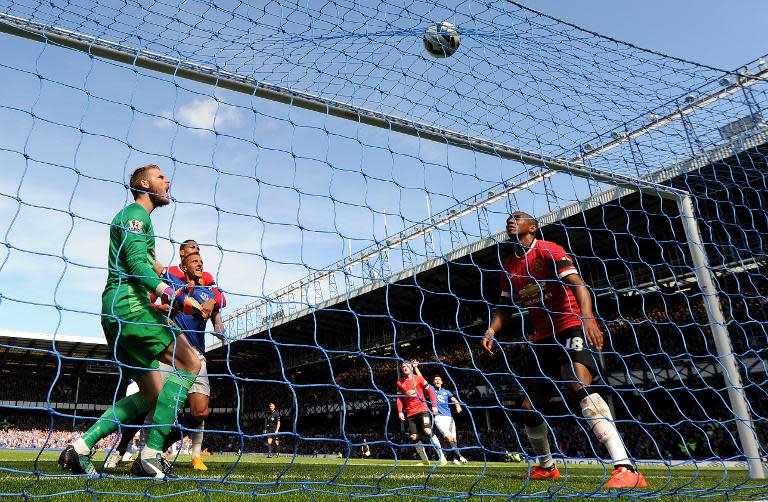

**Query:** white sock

left=525, top=422, right=554, bottom=468
left=72, top=438, right=90, bottom=456
left=190, top=421, right=204, bottom=457
left=415, top=445, right=429, bottom=462
left=429, top=435, right=444, bottom=459
left=580, top=393, right=630, bottom=466
left=591, top=419, right=630, bottom=466
left=140, top=446, right=160, bottom=460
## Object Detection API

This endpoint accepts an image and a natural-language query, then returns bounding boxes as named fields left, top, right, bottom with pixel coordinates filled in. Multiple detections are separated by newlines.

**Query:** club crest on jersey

left=531, top=258, right=545, bottom=273
left=126, top=219, right=144, bottom=233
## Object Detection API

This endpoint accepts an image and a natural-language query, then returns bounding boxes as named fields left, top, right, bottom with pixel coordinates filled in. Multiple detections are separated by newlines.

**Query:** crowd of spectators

left=1, top=272, right=765, bottom=465
left=0, top=416, right=122, bottom=451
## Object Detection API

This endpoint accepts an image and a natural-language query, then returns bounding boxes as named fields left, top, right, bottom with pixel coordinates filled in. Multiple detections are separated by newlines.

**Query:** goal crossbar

left=0, top=12, right=686, bottom=199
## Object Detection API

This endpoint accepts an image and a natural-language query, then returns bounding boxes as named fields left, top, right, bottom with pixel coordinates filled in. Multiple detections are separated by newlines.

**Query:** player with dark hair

left=59, top=165, right=201, bottom=478
left=152, top=239, right=225, bottom=317
left=264, top=403, right=281, bottom=457
left=431, top=375, right=468, bottom=465
left=482, top=212, right=647, bottom=489
left=159, top=251, right=224, bottom=470
left=396, top=361, right=447, bottom=466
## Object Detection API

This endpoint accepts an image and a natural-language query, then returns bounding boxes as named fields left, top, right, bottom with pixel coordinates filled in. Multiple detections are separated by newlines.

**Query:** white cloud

left=153, top=98, right=242, bottom=133
left=177, top=98, right=242, bottom=131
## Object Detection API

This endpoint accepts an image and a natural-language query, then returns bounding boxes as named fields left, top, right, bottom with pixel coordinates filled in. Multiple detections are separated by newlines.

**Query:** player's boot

left=191, top=456, right=209, bottom=471
left=438, top=455, right=448, bottom=466
left=459, top=456, right=468, bottom=464
left=131, top=453, right=177, bottom=479
left=58, top=445, right=97, bottom=475
left=103, top=449, right=122, bottom=469
left=603, top=467, right=648, bottom=489
left=521, top=465, right=561, bottom=480
left=453, top=458, right=462, bottom=465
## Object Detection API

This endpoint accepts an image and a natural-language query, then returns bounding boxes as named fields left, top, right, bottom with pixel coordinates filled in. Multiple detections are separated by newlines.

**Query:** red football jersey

left=396, top=374, right=437, bottom=418
left=500, top=238, right=583, bottom=340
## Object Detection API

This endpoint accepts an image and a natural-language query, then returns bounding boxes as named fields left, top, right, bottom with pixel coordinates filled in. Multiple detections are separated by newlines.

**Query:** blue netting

left=0, top=0, right=767, bottom=499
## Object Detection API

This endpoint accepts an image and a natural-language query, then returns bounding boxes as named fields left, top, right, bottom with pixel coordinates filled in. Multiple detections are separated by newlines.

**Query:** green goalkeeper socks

left=82, top=391, right=151, bottom=450
left=146, top=369, right=196, bottom=451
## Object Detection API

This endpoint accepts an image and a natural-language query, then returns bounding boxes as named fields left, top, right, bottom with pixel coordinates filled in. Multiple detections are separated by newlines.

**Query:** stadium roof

left=0, top=330, right=109, bottom=366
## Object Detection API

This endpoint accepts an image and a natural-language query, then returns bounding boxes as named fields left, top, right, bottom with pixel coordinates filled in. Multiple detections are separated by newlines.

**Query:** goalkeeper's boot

left=521, top=465, right=560, bottom=480
left=191, top=456, right=209, bottom=471
left=131, top=453, right=177, bottom=479
left=603, top=466, right=648, bottom=489
left=58, top=445, right=97, bottom=475
left=103, top=449, right=122, bottom=469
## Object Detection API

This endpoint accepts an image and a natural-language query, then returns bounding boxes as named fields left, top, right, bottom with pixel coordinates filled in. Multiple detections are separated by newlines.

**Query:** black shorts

left=405, top=412, right=432, bottom=436
left=516, top=326, right=601, bottom=398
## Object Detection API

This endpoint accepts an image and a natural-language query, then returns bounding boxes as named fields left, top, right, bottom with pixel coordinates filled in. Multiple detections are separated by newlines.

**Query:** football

left=423, top=21, right=460, bottom=58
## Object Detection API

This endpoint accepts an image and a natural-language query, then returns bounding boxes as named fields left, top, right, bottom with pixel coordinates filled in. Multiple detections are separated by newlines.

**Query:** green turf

left=0, top=450, right=765, bottom=501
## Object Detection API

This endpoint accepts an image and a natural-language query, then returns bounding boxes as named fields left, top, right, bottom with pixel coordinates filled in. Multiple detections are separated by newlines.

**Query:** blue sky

left=520, top=1, right=768, bottom=70
left=0, top=0, right=765, bottom=342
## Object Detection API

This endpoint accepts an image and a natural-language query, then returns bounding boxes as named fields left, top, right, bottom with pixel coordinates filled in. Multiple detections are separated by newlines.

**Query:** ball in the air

left=423, top=21, right=460, bottom=58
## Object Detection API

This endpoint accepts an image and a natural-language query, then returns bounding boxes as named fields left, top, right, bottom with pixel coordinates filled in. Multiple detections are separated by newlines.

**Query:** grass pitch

left=0, top=450, right=765, bottom=501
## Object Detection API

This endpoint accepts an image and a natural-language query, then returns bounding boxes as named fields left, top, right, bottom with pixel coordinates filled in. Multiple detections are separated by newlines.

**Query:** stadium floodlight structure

left=2, top=3, right=767, bottom=494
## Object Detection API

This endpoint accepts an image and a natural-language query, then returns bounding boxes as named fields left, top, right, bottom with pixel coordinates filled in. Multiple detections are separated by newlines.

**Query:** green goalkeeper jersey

left=101, top=202, right=164, bottom=316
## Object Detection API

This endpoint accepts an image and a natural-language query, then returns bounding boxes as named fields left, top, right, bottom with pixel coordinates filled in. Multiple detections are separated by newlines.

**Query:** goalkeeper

left=59, top=165, right=201, bottom=479
left=482, top=212, right=647, bottom=489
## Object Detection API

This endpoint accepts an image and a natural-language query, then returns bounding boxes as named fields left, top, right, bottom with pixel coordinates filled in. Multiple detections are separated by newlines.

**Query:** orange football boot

left=603, top=467, right=648, bottom=489
left=521, top=465, right=561, bottom=480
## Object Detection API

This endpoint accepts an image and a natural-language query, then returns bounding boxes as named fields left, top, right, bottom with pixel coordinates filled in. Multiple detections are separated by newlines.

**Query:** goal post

left=677, top=195, right=765, bottom=479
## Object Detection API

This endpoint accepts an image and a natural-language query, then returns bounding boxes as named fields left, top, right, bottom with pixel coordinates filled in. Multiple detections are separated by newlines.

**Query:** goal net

left=0, top=0, right=766, bottom=498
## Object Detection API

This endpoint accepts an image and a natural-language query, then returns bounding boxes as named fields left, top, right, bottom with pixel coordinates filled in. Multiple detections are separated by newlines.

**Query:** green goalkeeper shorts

left=101, top=307, right=180, bottom=377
